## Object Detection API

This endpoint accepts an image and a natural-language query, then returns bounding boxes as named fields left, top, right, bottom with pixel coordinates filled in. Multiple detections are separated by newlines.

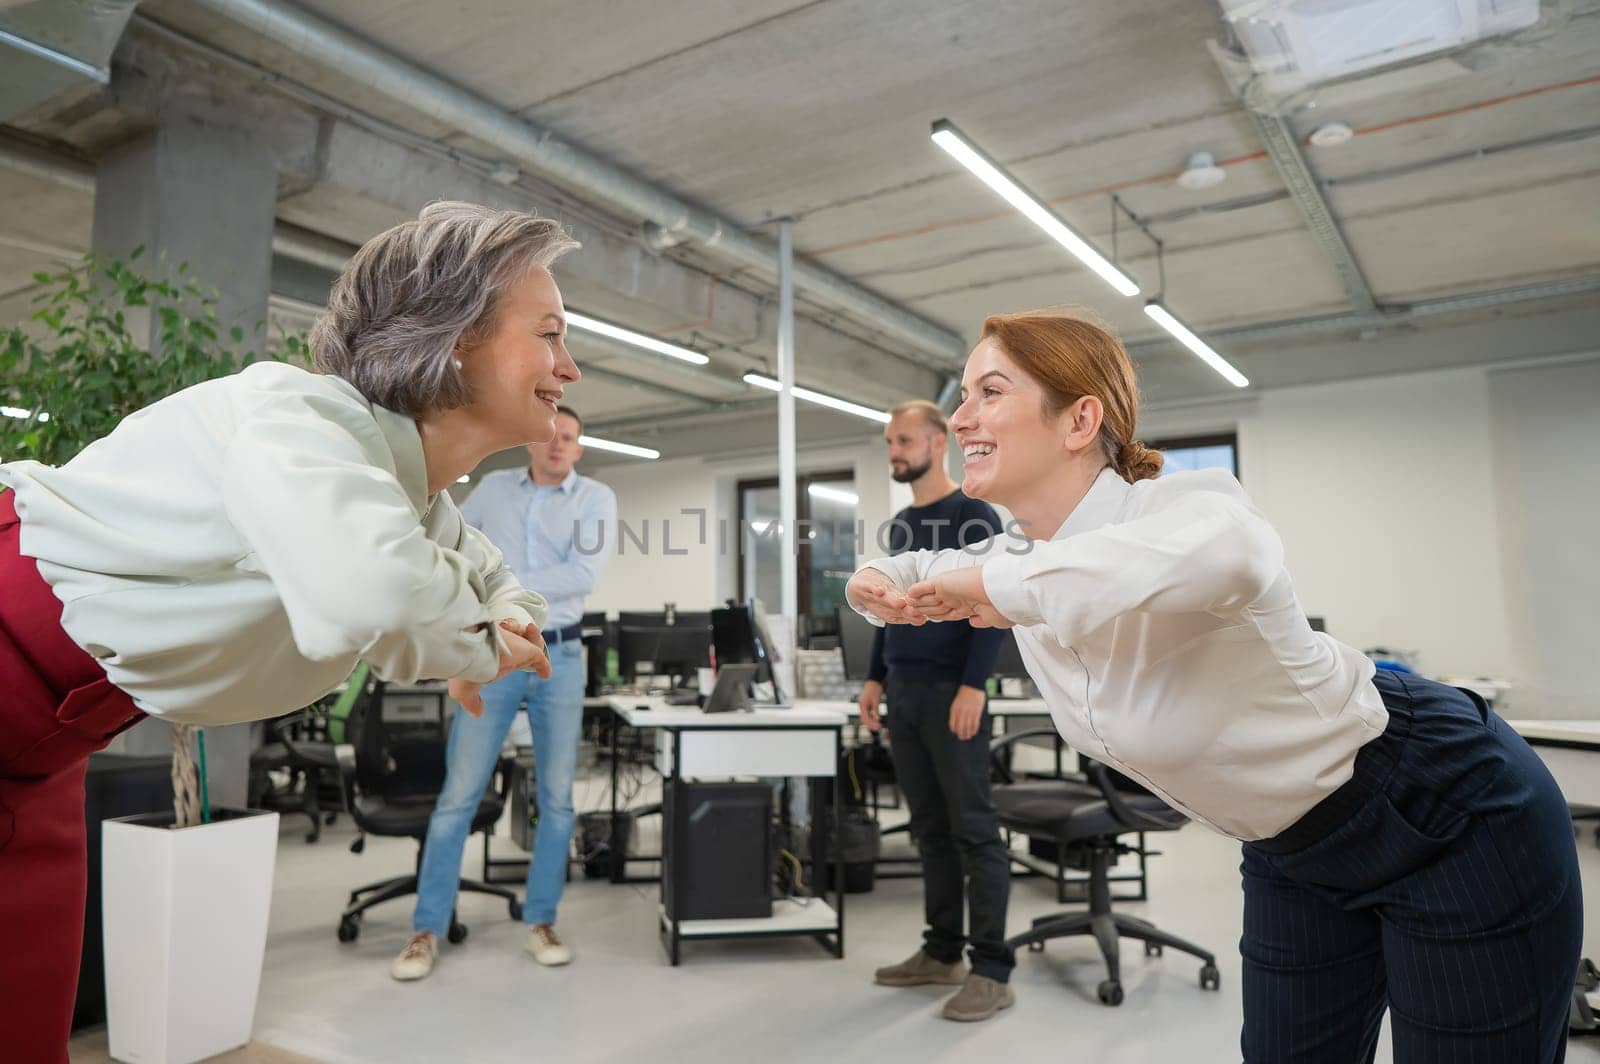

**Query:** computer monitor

left=711, top=600, right=785, bottom=705
left=992, top=630, right=1028, bottom=681
left=618, top=608, right=711, bottom=629
left=616, top=621, right=711, bottom=688
left=835, top=606, right=878, bottom=684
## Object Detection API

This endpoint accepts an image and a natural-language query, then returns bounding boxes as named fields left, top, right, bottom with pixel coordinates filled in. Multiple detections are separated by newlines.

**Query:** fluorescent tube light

left=1, top=405, right=50, bottom=422
left=807, top=483, right=860, bottom=505
left=742, top=373, right=891, bottom=424
left=579, top=434, right=661, bottom=460
left=565, top=311, right=709, bottom=366
left=1143, top=302, right=1250, bottom=388
left=930, top=119, right=1140, bottom=298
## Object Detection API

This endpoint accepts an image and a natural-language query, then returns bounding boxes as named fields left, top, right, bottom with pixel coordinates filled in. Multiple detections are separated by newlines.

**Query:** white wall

left=583, top=453, right=721, bottom=614
left=1487, top=357, right=1600, bottom=716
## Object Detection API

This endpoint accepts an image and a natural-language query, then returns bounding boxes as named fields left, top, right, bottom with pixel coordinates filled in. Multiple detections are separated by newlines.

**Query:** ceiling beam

left=1127, top=272, right=1600, bottom=352
left=1246, top=110, right=1377, bottom=315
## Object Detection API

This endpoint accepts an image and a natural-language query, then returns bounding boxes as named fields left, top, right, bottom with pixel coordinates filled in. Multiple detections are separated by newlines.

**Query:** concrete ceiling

left=3, top=0, right=1597, bottom=465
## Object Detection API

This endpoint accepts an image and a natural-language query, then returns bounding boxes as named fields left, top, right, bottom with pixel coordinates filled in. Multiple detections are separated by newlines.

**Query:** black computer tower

left=662, top=781, right=772, bottom=921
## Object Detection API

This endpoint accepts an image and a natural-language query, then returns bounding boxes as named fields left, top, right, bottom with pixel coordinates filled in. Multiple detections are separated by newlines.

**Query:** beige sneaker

left=873, top=949, right=967, bottom=987
left=941, top=973, right=1015, bottom=1022
left=390, top=931, right=438, bottom=981
left=525, top=923, right=572, bottom=966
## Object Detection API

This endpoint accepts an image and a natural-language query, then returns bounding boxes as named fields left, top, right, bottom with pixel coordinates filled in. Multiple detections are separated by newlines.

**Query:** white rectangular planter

left=103, top=808, right=279, bottom=1064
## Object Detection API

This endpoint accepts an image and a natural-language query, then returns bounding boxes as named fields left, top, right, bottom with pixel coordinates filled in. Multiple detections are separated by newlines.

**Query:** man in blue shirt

left=860, top=400, right=1013, bottom=1021
left=394, top=407, right=616, bottom=980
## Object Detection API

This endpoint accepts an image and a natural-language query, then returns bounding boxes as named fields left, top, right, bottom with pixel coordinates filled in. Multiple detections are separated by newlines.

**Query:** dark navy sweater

left=867, top=489, right=1005, bottom=690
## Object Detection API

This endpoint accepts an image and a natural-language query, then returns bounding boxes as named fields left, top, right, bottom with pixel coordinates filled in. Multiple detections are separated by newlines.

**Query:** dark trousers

left=884, top=670, right=1014, bottom=981
left=1241, top=669, right=1582, bottom=1063
left=0, top=491, right=145, bottom=1063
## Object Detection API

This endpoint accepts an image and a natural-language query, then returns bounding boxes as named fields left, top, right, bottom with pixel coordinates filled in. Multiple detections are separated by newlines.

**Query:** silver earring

left=453, top=358, right=463, bottom=371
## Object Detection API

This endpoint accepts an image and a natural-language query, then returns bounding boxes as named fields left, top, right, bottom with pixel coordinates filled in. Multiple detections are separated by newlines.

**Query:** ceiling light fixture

left=565, top=311, right=709, bottom=366
left=807, top=483, right=860, bottom=506
left=1307, top=122, right=1354, bottom=148
left=578, top=434, right=661, bottom=460
left=1143, top=302, right=1250, bottom=388
left=930, top=118, right=1140, bottom=298
left=742, top=373, right=891, bottom=424
left=1176, top=152, right=1228, bottom=191
left=1, top=405, right=50, bottom=422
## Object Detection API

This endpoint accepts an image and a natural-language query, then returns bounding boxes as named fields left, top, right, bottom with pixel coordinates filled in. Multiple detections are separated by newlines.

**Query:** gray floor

left=248, top=774, right=1600, bottom=1064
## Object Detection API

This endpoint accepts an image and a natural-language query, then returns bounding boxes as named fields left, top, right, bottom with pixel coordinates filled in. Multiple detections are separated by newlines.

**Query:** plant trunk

left=170, top=723, right=202, bottom=827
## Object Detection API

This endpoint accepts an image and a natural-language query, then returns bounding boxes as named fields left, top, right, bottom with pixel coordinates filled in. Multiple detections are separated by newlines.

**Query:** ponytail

left=1112, top=438, right=1163, bottom=482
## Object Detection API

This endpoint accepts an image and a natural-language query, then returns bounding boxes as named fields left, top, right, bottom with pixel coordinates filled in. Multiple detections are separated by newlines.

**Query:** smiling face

left=457, top=265, right=579, bottom=445
left=948, top=337, right=1079, bottom=510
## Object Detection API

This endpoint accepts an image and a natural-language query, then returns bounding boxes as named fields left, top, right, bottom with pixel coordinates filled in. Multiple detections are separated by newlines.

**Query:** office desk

left=604, top=696, right=848, bottom=964
left=1507, top=719, right=1600, bottom=806
left=811, top=696, right=1066, bottom=779
left=804, top=696, right=1050, bottom=718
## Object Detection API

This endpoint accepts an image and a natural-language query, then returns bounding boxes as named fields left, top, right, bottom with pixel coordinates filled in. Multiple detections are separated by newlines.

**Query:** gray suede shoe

left=941, top=973, right=1015, bottom=1021
left=874, top=949, right=968, bottom=987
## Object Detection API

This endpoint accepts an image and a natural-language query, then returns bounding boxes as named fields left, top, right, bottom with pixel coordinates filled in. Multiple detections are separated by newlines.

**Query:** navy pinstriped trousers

left=1240, top=670, right=1582, bottom=1062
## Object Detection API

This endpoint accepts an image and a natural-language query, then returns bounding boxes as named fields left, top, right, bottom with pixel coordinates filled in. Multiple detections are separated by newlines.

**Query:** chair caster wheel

left=447, top=921, right=468, bottom=944
left=1144, top=942, right=1163, bottom=957
left=1097, top=980, right=1124, bottom=1006
left=336, top=917, right=359, bottom=943
left=1200, top=964, right=1221, bottom=991
left=1028, top=940, right=1045, bottom=953
left=304, top=833, right=319, bottom=845
left=509, top=899, right=524, bottom=921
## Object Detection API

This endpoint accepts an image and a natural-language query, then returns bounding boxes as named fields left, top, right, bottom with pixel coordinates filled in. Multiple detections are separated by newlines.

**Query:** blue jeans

left=413, top=639, right=586, bottom=933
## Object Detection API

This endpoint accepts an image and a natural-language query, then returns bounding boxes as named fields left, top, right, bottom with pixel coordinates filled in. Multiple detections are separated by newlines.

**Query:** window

left=736, top=470, right=857, bottom=617
left=1151, top=432, right=1238, bottom=479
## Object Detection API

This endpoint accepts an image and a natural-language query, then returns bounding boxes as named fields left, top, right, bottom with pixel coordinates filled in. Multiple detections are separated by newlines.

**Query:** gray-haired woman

left=0, top=201, right=579, bottom=1062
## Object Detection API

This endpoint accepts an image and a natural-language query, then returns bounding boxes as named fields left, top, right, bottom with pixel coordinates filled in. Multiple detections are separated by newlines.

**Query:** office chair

left=334, top=678, right=521, bottom=945
left=249, top=706, right=342, bottom=843
left=991, top=728, right=1219, bottom=1007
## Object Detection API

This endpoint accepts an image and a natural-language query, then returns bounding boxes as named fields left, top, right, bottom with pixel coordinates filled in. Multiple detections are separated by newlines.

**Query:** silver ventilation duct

left=0, top=0, right=140, bottom=122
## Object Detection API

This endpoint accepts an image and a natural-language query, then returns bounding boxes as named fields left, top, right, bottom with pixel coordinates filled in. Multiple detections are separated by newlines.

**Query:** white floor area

left=248, top=775, right=1600, bottom=1064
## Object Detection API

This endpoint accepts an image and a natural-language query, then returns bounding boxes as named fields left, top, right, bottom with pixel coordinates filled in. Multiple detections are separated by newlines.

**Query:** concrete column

left=91, top=100, right=277, bottom=351
left=92, top=99, right=278, bottom=810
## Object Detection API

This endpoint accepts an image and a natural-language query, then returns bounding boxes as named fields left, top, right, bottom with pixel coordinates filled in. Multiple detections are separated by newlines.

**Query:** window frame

left=735, top=468, right=855, bottom=615
left=1148, top=431, right=1240, bottom=479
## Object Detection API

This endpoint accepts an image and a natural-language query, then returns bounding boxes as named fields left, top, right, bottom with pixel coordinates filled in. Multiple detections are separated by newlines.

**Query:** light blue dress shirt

left=459, top=467, right=616, bottom=630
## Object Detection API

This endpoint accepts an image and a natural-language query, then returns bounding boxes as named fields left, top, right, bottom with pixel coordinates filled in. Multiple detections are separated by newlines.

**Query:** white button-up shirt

left=856, top=466, right=1387, bottom=841
left=0, top=362, right=546, bottom=724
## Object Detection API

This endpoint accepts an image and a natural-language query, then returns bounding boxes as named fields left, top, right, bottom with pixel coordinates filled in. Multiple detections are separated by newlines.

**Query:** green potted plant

left=1, top=252, right=306, bottom=1064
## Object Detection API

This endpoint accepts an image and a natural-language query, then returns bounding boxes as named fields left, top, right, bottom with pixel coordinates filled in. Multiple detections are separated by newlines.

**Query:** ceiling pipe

left=186, top=0, right=968, bottom=368
left=0, top=0, right=139, bottom=121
